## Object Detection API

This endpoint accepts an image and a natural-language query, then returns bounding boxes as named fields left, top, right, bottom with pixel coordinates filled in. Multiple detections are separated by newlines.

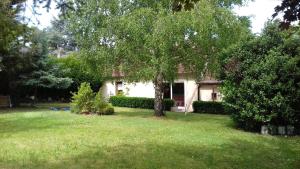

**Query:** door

left=172, top=83, right=184, bottom=107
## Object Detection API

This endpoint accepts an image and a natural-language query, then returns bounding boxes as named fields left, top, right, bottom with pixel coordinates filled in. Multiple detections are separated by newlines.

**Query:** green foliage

left=67, top=0, right=249, bottom=81
left=71, top=82, right=114, bottom=115
left=163, top=99, right=176, bottom=111
left=0, top=27, right=73, bottom=104
left=46, top=18, right=77, bottom=54
left=93, top=90, right=114, bottom=115
left=273, top=0, right=300, bottom=28
left=192, top=101, right=227, bottom=114
left=0, top=1, right=76, bottom=103
left=53, top=53, right=102, bottom=91
left=221, top=21, right=300, bottom=131
left=0, top=0, right=25, bottom=53
left=71, top=82, right=95, bottom=114
left=66, top=0, right=250, bottom=115
left=21, top=29, right=73, bottom=91
left=173, top=0, right=248, bottom=11
left=23, top=69, right=73, bottom=90
left=101, top=104, right=115, bottom=115
left=116, top=91, right=125, bottom=96
left=93, top=91, right=107, bottom=113
left=109, top=96, right=174, bottom=111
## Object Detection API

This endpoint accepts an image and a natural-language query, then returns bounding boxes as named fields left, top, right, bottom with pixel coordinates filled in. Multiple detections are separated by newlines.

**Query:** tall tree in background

left=20, top=29, right=73, bottom=104
left=0, top=0, right=76, bottom=104
left=0, top=0, right=30, bottom=103
left=53, top=52, right=102, bottom=92
left=0, top=0, right=26, bottom=69
left=67, top=0, right=250, bottom=116
left=46, top=18, right=77, bottom=57
left=172, top=0, right=247, bottom=11
left=273, top=0, right=300, bottom=29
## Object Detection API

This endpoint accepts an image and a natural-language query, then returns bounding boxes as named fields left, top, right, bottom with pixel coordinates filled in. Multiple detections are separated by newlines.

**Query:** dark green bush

left=163, top=99, right=175, bottom=111
left=220, top=22, right=300, bottom=131
left=109, top=96, right=174, bottom=111
left=192, top=101, right=227, bottom=114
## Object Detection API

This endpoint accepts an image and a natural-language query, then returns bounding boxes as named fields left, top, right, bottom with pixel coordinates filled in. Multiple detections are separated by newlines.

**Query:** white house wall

left=183, top=80, right=199, bottom=112
left=199, top=85, right=222, bottom=102
left=124, top=82, right=155, bottom=98
left=102, top=81, right=155, bottom=99
left=199, top=86, right=213, bottom=101
left=102, top=81, right=116, bottom=101
left=103, top=79, right=221, bottom=112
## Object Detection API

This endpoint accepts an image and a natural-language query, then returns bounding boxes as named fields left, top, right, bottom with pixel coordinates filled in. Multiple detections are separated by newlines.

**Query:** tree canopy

left=273, top=0, right=300, bottom=29
left=172, top=0, right=248, bottom=11
left=66, top=0, right=250, bottom=116
left=53, top=52, right=102, bottom=92
left=46, top=18, right=77, bottom=54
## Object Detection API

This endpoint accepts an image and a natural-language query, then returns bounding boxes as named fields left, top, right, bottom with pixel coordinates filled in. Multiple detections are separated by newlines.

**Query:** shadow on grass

left=0, top=107, right=237, bottom=136
left=0, top=107, right=299, bottom=168
left=3, top=137, right=299, bottom=169
left=0, top=112, right=72, bottom=135
left=114, top=107, right=232, bottom=124
left=0, top=102, right=69, bottom=114
left=0, top=107, right=48, bottom=114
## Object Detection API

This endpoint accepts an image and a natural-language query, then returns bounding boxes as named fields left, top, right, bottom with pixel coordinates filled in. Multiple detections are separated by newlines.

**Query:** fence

left=0, top=96, right=12, bottom=108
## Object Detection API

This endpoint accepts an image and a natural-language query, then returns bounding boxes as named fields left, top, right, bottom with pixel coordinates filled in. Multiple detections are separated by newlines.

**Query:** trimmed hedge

left=192, top=101, right=227, bottom=114
left=109, top=96, right=174, bottom=111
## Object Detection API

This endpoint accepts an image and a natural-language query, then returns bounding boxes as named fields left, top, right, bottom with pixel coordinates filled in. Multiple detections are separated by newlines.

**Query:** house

left=102, top=69, right=222, bottom=112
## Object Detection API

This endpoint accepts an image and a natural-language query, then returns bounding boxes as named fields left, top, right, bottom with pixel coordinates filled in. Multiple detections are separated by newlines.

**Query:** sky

left=23, top=0, right=59, bottom=28
left=24, top=0, right=282, bottom=34
left=233, top=0, right=281, bottom=33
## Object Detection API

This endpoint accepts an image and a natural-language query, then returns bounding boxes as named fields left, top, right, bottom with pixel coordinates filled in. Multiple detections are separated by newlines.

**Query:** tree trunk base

left=154, top=111, right=165, bottom=117
left=154, top=72, right=165, bottom=117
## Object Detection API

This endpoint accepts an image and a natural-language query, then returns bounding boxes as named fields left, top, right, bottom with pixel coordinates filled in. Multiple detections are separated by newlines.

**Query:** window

left=116, top=81, right=123, bottom=95
left=163, top=83, right=171, bottom=99
left=212, top=92, right=217, bottom=101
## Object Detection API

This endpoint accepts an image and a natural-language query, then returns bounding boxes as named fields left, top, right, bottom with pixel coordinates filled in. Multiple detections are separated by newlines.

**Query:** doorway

left=163, top=83, right=171, bottom=99
left=172, top=83, right=184, bottom=107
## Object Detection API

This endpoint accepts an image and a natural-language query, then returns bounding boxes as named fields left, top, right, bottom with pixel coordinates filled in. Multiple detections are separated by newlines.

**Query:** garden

left=0, top=105, right=299, bottom=169
left=1, top=0, right=300, bottom=168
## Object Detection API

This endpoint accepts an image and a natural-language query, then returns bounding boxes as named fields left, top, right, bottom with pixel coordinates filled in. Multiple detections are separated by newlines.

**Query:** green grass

left=0, top=105, right=299, bottom=169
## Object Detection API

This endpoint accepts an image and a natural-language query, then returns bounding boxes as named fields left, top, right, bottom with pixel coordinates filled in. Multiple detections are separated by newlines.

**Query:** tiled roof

left=112, top=64, right=186, bottom=77
left=197, top=80, right=222, bottom=85
left=112, top=70, right=125, bottom=77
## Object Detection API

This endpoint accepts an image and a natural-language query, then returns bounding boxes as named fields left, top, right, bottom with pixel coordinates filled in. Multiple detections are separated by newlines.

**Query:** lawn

left=0, top=105, right=299, bottom=169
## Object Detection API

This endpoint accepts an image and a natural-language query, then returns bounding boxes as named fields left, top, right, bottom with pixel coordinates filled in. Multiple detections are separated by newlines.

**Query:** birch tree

left=67, top=0, right=250, bottom=116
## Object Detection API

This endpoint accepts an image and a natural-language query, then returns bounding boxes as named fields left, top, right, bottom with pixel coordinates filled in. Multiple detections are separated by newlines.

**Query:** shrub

left=102, top=104, right=115, bottom=115
left=163, top=99, right=175, bottom=111
left=109, top=96, right=174, bottom=111
left=71, top=82, right=95, bottom=114
left=71, top=83, right=114, bottom=115
left=192, top=101, right=227, bottom=114
left=94, top=90, right=115, bottom=115
left=220, top=22, right=300, bottom=131
left=93, top=90, right=108, bottom=113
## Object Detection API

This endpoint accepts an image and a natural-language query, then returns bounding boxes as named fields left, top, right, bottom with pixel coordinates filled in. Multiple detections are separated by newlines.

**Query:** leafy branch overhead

left=172, top=0, right=247, bottom=11
left=273, top=0, right=300, bottom=28
left=66, top=0, right=250, bottom=116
